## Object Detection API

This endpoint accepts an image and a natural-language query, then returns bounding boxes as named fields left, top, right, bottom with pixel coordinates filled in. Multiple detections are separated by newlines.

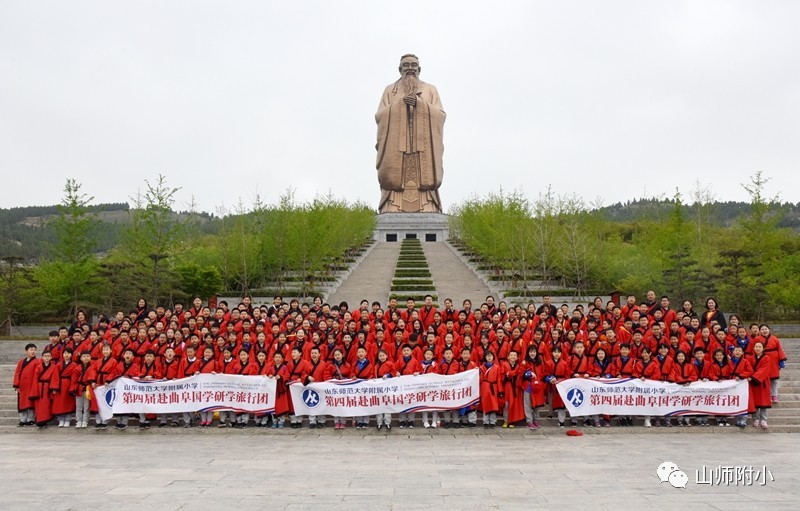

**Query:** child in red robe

left=501, top=350, right=524, bottom=427
left=749, top=341, right=772, bottom=429
left=324, top=349, right=350, bottom=429
left=520, top=345, right=546, bottom=430
left=30, top=351, right=57, bottom=428
left=52, top=348, right=79, bottom=427
left=267, top=352, right=290, bottom=429
left=479, top=351, right=501, bottom=427
left=93, top=344, right=120, bottom=429
left=420, top=348, right=440, bottom=428
left=13, top=343, right=38, bottom=427
left=730, top=345, right=754, bottom=428
left=74, top=351, right=95, bottom=428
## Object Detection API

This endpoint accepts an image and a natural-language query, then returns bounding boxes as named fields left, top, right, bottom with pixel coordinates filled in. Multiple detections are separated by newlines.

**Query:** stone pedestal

left=374, top=213, right=450, bottom=242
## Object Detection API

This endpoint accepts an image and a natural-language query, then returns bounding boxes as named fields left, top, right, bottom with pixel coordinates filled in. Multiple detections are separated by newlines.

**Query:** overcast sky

left=1, top=1, right=798, bottom=215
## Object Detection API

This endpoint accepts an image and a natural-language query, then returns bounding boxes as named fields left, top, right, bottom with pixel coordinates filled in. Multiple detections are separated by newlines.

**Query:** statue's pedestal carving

left=374, top=213, right=449, bottom=242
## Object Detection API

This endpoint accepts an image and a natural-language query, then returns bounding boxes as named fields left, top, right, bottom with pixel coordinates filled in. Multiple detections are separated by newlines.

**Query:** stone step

left=423, top=242, right=493, bottom=305
left=327, top=242, right=401, bottom=307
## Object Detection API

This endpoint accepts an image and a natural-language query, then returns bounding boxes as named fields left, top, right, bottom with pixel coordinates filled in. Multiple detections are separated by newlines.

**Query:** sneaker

left=483, top=424, right=490, bottom=429
left=501, top=423, right=508, bottom=429
left=399, top=421, right=406, bottom=429
left=531, top=421, right=540, bottom=429
left=527, top=422, right=536, bottom=430
left=593, top=419, right=601, bottom=428
left=570, top=420, right=578, bottom=427
left=115, top=423, right=127, bottom=430
left=218, top=422, right=229, bottom=428
left=771, top=395, right=779, bottom=403
left=602, top=420, right=610, bottom=427
left=309, top=423, right=317, bottom=429
left=431, top=422, right=437, bottom=429
left=443, top=422, right=451, bottom=429
left=159, top=422, right=167, bottom=428
left=761, top=420, right=768, bottom=429
left=423, top=421, right=430, bottom=429
left=57, top=419, right=64, bottom=428
left=271, top=421, right=278, bottom=429
left=408, top=423, right=415, bottom=429
left=376, top=424, right=383, bottom=430
left=468, top=422, right=477, bottom=428
left=558, top=421, right=565, bottom=428
left=171, top=421, right=180, bottom=427
left=386, top=424, right=391, bottom=431
left=753, top=419, right=760, bottom=428
left=644, top=418, right=651, bottom=428
left=278, top=422, right=284, bottom=429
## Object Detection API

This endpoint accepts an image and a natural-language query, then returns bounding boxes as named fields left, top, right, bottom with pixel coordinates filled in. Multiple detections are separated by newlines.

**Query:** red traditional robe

left=502, top=361, right=524, bottom=423
left=749, top=354, right=772, bottom=410
left=13, top=356, right=38, bottom=413
left=546, top=357, right=571, bottom=410
left=266, top=363, right=290, bottom=415
left=705, top=360, right=732, bottom=381
left=635, top=359, right=662, bottom=381
left=479, top=362, right=501, bottom=414
left=90, top=356, right=120, bottom=412
left=395, top=356, right=422, bottom=376
left=519, top=358, right=546, bottom=407
left=374, top=359, right=396, bottom=379
left=30, top=360, right=57, bottom=423
left=324, top=361, right=351, bottom=381
left=51, top=360, right=80, bottom=416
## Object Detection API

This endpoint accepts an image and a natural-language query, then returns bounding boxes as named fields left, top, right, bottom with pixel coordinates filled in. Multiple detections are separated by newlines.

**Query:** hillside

left=0, top=203, right=214, bottom=260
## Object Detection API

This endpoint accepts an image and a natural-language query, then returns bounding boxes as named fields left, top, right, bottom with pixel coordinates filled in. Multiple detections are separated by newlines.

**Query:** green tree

left=45, top=179, right=99, bottom=319
left=119, top=175, right=191, bottom=306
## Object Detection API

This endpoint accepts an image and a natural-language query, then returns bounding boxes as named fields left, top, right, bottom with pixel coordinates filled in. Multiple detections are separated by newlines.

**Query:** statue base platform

left=374, top=213, right=449, bottom=242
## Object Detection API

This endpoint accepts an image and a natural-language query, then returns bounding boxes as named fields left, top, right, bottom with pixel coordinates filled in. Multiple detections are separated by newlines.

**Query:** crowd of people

left=13, top=292, right=788, bottom=431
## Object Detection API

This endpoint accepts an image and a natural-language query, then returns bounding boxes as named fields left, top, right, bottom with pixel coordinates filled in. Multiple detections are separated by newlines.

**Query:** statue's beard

left=401, top=74, right=419, bottom=95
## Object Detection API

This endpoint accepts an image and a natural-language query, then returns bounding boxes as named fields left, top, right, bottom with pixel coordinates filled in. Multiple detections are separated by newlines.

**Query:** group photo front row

left=12, top=293, right=788, bottom=431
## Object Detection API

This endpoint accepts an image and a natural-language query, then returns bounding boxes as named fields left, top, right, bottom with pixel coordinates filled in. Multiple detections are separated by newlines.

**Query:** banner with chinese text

left=289, top=369, right=480, bottom=417
left=96, top=374, right=276, bottom=421
left=555, top=378, right=748, bottom=417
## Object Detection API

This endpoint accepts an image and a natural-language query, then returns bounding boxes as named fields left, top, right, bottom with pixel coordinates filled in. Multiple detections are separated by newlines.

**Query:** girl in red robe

left=501, top=350, right=524, bottom=427
left=520, top=345, right=546, bottom=430
left=544, top=346, right=572, bottom=427
left=754, top=324, right=787, bottom=402
left=324, top=349, right=350, bottom=429
left=730, top=345, right=754, bottom=428
left=749, top=341, right=772, bottom=429
left=92, top=344, right=120, bottom=429
left=30, top=352, right=57, bottom=428
left=51, top=348, right=79, bottom=427
left=267, top=352, right=290, bottom=429
left=479, top=351, right=501, bottom=427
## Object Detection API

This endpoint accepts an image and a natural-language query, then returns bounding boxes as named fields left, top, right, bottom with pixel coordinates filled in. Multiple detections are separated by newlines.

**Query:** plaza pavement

left=0, top=431, right=798, bottom=511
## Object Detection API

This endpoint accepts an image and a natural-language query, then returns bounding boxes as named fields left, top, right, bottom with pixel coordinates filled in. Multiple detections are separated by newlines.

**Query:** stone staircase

left=2, top=339, right=798, bottom=433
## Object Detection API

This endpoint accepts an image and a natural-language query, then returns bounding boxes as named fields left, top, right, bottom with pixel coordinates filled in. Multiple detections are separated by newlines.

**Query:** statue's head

left=398, top=54, right=421, bottom=77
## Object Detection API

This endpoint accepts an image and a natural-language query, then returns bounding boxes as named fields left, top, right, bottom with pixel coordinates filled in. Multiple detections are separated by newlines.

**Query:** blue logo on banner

left=566, top=388, right=584, bottom=408
left=302, top=388, right=320, bottom=408
left=105, top=388, right=116, bottom=407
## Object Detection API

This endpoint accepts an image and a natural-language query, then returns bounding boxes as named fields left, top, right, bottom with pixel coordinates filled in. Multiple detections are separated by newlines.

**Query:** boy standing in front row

left=13, top=343, right=38, bottom=427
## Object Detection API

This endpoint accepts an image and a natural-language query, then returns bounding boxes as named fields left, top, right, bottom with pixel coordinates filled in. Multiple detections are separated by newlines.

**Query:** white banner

left=95, top=374, right=276, bottom=420
left=289, top=369, right=480, bottom=417
left=555, top=378, right=749, bottom=417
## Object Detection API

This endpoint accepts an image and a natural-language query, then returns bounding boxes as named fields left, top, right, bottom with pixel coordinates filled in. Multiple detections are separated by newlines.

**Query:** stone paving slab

left=0, top=433, right=797, bottom=511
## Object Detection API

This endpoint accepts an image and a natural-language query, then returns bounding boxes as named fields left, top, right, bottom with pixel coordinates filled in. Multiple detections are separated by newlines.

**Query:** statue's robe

left=376, top=80, right=445, bottom=213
